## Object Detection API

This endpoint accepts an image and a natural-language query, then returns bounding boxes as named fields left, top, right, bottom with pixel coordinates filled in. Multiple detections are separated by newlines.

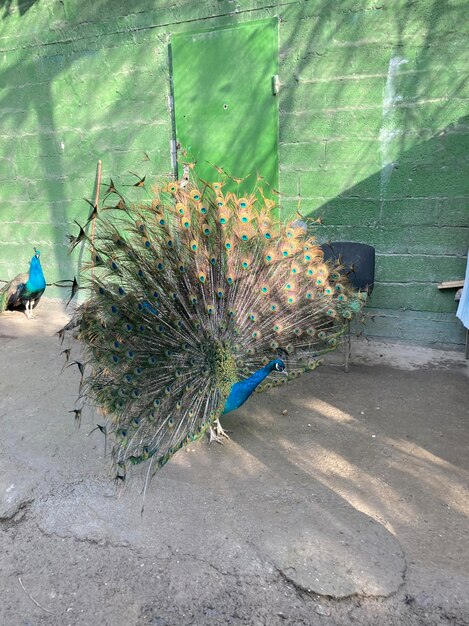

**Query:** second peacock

left=63, top=168, right=365, bottom=479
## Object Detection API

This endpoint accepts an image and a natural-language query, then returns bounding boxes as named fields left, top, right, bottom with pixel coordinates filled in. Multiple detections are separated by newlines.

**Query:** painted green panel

left=171, top=18, right=279, bottom=191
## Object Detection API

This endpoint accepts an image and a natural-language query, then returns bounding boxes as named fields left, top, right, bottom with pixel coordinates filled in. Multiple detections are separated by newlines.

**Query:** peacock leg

left=208, top=426, right=225, bottom=445
left=24, top=300, right=31, bottom=319
left=213, top=417, right=231, bottom=440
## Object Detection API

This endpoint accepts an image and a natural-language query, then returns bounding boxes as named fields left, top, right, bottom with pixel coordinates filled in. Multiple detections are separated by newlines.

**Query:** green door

left=171, top=18, right=279, bottom=193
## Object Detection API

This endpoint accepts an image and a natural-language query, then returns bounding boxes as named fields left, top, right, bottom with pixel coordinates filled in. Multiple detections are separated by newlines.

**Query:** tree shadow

left=0, top=0, right=39, bottom=19
left=0, top=1, right=174, bottom=295
left=204, top=361, right=469, bottom=583
left=1, top=0, right=466, bottom=312
left=305, top=115, right=469, bottom=345
left=0, top=0, right=467, bottom=606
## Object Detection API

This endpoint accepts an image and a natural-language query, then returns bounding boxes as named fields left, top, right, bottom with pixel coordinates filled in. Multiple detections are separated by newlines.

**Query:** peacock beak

left=281, top=368, right=288, bottom=376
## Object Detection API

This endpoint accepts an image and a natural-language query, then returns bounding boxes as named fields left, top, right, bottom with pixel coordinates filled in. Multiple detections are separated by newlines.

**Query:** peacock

left=62, top=166, right=365, bottom=481
left=0, top=248, right=46, bottom=318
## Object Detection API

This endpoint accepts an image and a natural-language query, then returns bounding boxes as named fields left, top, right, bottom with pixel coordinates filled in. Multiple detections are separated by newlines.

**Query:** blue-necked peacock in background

left=63, top=164, right=366, bottom=480
left=0, top=248, right=46, bottom=318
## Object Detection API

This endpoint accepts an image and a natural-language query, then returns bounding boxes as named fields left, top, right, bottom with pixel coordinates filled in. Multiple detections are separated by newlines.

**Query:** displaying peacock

left=0, top=248, right=46, bottom=318
left=62, top=167, right=365, bottom=481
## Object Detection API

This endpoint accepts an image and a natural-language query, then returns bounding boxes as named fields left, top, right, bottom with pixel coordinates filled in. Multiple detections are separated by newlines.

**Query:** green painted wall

left=0, top=0, right=467, bottom=346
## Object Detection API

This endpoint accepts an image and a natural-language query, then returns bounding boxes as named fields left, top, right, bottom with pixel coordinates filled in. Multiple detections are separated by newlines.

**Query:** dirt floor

left=0, top=303, right=468, bottom=626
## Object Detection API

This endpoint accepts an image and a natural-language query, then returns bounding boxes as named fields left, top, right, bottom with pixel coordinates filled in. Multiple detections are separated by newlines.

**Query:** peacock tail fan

left=65, top=166, right=364, bottom=479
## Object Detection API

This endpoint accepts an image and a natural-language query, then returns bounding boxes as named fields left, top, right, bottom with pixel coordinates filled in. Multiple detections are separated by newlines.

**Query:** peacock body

left=0, top=249, right=46, bottom=318
left=64, top=169, right=365, bottom=479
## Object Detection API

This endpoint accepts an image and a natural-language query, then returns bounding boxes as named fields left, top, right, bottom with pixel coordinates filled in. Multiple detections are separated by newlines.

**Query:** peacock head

left=271, top=358, right=287, bottom=375
left=33, top=247, right=41, bottom=259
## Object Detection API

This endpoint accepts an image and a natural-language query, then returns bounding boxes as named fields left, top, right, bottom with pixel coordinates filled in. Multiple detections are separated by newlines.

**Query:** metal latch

left=272, top=75, right=280, bottom=95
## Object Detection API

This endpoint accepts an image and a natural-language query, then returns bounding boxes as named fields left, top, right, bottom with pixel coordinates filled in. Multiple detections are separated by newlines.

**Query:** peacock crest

left=62, top=165, right=365, bottom=480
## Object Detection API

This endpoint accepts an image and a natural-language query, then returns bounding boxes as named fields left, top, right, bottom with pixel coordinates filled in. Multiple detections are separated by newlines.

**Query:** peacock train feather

left=62, top=167, right=366, bottom=480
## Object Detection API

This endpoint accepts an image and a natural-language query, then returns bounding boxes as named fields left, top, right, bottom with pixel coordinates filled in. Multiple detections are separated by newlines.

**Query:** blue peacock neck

left=222, top=361, right=279, bottom=415
left=237, top=362, right=275, bottom=395
left=26, top=256, right=46, bottom=291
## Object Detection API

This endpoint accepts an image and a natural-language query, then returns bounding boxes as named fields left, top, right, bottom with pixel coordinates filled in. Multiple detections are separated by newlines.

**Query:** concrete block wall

left=0, top=0, right=467, bottom=346
left=277, top=1, right=468, bottom=346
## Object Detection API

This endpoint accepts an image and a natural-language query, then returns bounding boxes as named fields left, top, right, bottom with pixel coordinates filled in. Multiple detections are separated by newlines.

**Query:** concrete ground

left=0, top=302, right=468, bottom=626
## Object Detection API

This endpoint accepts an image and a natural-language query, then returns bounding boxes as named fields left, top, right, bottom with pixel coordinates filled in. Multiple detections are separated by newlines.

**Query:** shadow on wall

left=278, top=0, right=468, bottom=178
left=307, top=115, right=468, bottom=330
left=275, top=0, right=468, bottom=345
left=0, top=0, right=170, bottom=294
left=0, top=0, right=467, bottom=307
left=0, top=0, right=39, bottom=18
